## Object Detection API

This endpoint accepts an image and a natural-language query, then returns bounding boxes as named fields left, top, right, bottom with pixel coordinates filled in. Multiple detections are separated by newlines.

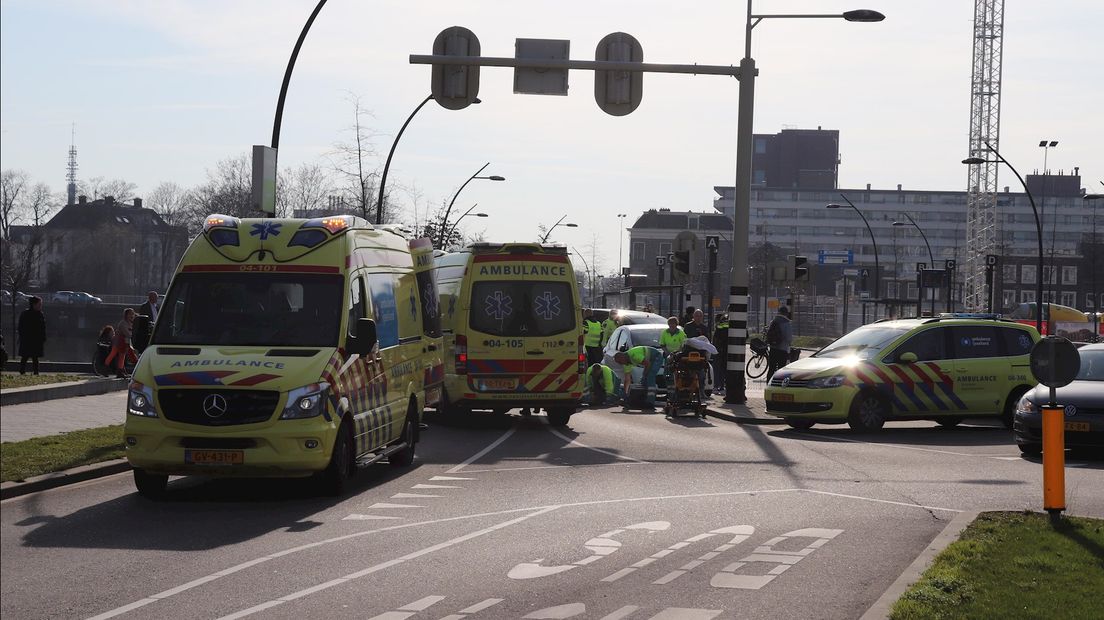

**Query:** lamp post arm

left=841, top=193, right=879, bottom=301
left=438, top=162, right=490, bottom=247
left=377, top=93, right=432, bottom=225
left=986, top=141, right=1044, bottom=332
left=272, top=0, right=328, bottom=149
left=902, top=211, right=933, bottom=265
left=541, top=215, right=567, bottom=243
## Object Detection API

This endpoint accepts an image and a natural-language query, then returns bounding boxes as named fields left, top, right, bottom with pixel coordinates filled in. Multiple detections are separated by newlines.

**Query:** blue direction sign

left=817, top=249, right=854, bottom=265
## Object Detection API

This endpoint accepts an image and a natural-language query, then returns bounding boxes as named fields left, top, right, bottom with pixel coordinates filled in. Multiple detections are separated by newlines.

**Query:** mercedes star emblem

left=203, top=393, right=228, bottom=418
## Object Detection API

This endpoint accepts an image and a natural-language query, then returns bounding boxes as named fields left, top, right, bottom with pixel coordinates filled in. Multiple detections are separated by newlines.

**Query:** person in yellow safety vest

left=587, top=363, right=621, bottom=405
left=600, top=311, right=618, bottom=347
left=582, top=308, right=604, bottom=366
left=659, top=316, right=687, bottom=355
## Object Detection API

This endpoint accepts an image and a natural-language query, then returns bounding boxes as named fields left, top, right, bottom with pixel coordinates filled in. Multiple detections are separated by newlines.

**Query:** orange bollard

left=1041, top=405, right=1066, bottom=515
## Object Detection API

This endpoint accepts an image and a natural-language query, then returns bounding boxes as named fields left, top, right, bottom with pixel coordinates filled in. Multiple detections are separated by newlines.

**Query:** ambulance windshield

left=469, top=281, right=576, bottom=337
left=814, top=326, right=908, bottom=359
left=152, top=273, right=343, bottom=347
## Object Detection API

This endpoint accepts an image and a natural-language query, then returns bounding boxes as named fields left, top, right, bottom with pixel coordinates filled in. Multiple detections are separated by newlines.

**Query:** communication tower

left=66, top=124, right=79, bottom=206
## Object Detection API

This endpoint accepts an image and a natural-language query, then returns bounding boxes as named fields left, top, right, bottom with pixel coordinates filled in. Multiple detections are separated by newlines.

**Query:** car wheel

left=848, top=391, right=887, bottom=432
left=936, top=417, right=963, bottom=428
left=133, top=468, right=168, bottom=499
left=546, top=407, right=572, bottom=427
left=319, top=421, right=354, bottom=496
left=389, top=405, right=418, bottom=468
left=786, top=418, right=816, bottom=430
left=1018, top=443, right=1042, bottom=457
left=1002, top=387, right=1029, bottom=429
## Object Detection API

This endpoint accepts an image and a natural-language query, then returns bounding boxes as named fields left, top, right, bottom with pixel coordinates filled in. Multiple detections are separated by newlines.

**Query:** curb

left=0, top=458, right=130, bottom=500
left=0, top=377, right=129, bottom=406
left=859, top=510, right=980, bottom=620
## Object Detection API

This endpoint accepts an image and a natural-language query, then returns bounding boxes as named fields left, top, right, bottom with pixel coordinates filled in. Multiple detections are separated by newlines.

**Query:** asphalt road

left=2, top=405, right=1102, bottom=620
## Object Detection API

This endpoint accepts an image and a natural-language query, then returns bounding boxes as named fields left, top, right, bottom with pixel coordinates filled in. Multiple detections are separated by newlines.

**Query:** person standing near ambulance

left=614, top=345, right=663, bottom=408
left=659, top=316, right=687, bottom=355
left=582, top=308, right=603, bottom=366
left=601, top=311, right=618, bottom=347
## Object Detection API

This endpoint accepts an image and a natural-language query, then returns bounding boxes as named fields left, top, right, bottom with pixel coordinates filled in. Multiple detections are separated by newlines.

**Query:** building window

left=1060, top=291, right=1077, bottom=307
left=907, top=283, right=918, bottom=298
left=1041, top=291, right=1054, bottom=303
left=755, top=138, right=767, bottom=154
left=1042, top=266, right=1057, bottom=285
left=1002, top=264, right=1017, bottom=284
left=1087, top=294, right=1096, bottom=310
left=632, top=241, right=644, bottom=261
left=1062, top=266, right=1077, bottom=285
left=1020, top=290, right=1036, bottom=303
left=1021, top=264, right=1036, bottom=284
left=1001, top=290, right=1017, bottom=312
left=658, top=242, right=672, bottom=256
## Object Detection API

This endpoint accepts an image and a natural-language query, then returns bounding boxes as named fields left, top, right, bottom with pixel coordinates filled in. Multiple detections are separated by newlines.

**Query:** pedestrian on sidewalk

left=105, top=308, right=139, bottom=378
left=683, top=309, right=707, bottom=339
left=765, top=306, right=793, bottom=382
left=17, top=296, right=46, bottom=375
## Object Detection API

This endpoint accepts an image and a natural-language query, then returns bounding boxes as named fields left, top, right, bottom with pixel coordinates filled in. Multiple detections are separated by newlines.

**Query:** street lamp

left=1038, top=140, right=1059, bottom=300
left=723, top=1, right=884, bottom=404
left=892, top=213, right=934, bottom=317
left=827, top=193, right=880, bottom=321
left=570, top=246, right=594, bottom=305
left=617, top=213, right=628, bottom=275
left=540, top=215, right=578, bottom=243
left=437, top=162, right=505, bottom=247
left=963, top=143, right=1044, bottom=333
left=442, top=203, right=489, bottom=249
left=1085, top=193, right=1101, bottom=341
left=376, top=96, right=482, bottom=225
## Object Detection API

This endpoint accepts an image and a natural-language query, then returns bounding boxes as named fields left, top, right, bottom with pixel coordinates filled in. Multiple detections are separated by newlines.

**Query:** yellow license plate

left=772, top=393, right=794, bottom=402
left=185, top=450, right=244, bottom=465
left=1065, top=422, right=1090, bottom=432
left=482, top=378, right=518, bottom=390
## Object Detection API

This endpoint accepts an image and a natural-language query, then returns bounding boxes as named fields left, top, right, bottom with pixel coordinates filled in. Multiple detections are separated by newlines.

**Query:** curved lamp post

left=723, top=1, right=885, bottom=404
left=437, top=162, right=505, bottom=247
left=827, top=193, right=880, bottom=321
left=540, top=215, right=578, bottom=243
left=443, top=203, right=489, bottom=248
left=963, top=144, right=1043, bottom=333
left=893, top=213, right=934, bottom=317
left=571, top=245, right=594, bottom=304
left=376, top=96, right=482, bottom=225
left=1085, top=193, right=1101, bottom=341
left=617, top=213, right=628, bottom=275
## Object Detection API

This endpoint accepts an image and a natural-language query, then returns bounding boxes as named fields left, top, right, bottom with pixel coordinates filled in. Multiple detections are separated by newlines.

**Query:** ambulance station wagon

left=765, top=315, right=1039, bottom=431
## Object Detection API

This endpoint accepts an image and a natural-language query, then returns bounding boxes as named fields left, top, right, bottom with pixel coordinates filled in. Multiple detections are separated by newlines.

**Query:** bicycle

left=745, top=337, right=770, bottom=379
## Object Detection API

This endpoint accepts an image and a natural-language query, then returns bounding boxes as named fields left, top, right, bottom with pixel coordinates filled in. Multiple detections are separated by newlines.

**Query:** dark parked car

left=1013, top=343, right=1104, bottom=456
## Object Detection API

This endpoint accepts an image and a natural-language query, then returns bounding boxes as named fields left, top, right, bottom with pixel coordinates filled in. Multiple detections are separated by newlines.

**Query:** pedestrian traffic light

left=793, top=255, right=809, bottom=281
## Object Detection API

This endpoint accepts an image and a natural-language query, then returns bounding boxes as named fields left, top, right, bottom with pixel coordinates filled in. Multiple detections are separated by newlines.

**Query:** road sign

left=945, top=259, right=957, bottom=270
left=985, top=254, right=999, bottom=267
left=843, top=268, right=859, bottom=276
left=1030, top=337, right=1081, bottom=390
left=705, top=235, right=720, bottom=252
left=818, top=249, right=853, bottom=265
left=916, top=262, right=927, bottom=272
left=655, top=256, right=667, bottom=267
left=514, top=38, right=569, bottom=95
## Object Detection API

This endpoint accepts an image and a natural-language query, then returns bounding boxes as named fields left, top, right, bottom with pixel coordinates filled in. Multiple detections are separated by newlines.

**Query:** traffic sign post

left=915, top=262, right=926, bottom=316
left=705, top=235, right=719, bottom=332
left=985, top=254, right=998, bottom=313
left=1029, top=336, right=1081, bottom=523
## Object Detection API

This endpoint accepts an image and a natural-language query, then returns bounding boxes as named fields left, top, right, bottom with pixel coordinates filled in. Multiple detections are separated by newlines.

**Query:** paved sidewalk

left=0, top=391, right=126, bottom=443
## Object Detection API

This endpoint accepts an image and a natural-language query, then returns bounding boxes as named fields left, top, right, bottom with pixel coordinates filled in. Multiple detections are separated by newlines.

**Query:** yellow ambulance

left=434, top=243, right=583, bottom=425
left=123, top=214, right=443, bottom=497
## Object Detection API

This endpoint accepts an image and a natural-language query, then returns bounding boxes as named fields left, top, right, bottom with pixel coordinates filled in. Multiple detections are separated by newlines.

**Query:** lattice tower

left=66, top=124, right=79, bottom=206
left=964, top=0, right=1005, bottom=310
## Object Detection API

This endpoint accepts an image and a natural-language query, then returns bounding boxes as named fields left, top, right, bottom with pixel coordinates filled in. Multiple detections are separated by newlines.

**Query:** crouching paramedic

left=587, top=363, right=622, bottom=406
left=614, top=345, right=663, bottom=408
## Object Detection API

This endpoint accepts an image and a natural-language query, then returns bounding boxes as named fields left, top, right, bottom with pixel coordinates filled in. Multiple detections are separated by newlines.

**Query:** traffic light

left=431, top=27, right=481, bottom=110
left=793, top=255, right=809, bottom=281
left=594, top=32, right=644, bottom=116
left=672, top=250, right=691, bottom=280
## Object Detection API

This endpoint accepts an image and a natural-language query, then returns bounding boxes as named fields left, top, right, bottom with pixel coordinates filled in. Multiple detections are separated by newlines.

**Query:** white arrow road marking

left=651, top=525, right=756, bottom=585
left=710, top=527, right=843, bottom=590
left=446, top=428, right=515, bottom=474
left=367, top=503, right=423, bottom=509
left=437, top=598, right=504, bottom=619
left=343, top=515, right=402, bottom=521
left=392, top=493, right=441, bottom=499
left=509, top=522, right=670, bottom=579
left=430, top=476, right=475, bottom=481
left=367, top=595, right=447, bottom=620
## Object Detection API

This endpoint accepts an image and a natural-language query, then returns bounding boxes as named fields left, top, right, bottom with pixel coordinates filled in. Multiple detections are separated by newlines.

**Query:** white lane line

left=368, top=503, right=423, bottom=509
left=649, top=609, right=721, bottom=620
left=216, top=506, right=560, bottom=619
left=599, top=606, right=639, bottom=620
left=392, top=493, right=441, bottom=499
left=412, top=484, right=462, bottom=489
left=90, top=486, right=956, bottom=618
left=459, top=598, right=504, bottom=613
left=460, top=462, right=649, bottom=474
left=546, top=428, right=650, bottom=464
left=343, top=515, right=402, bottom=521
left=430, top=476, right=475, bottom=481
left=790, top=431, right=1023, bottom=461
left=400, top=595, right=447, bottom=611
left=800, top=489, right=962, bottom=513
left=446, top=428, right=516, bottom=474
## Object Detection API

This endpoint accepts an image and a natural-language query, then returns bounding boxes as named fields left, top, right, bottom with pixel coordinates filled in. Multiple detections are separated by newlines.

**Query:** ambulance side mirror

left=898, top=352, right=918, bottom=364
left=350, top=318, right=378, bottom=356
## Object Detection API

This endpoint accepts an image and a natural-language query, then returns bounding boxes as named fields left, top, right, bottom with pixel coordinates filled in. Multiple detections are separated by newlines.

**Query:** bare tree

left=79, top=176, right=138, bottom=202
left=281, top=163, right=332, bottom=216
left=2, top=181, right=54, bottom=347
left=146, top=182, right=193, bottom=228
left=329, top=93, right=403, bottom=223
left=190, top=153, right=253, bottom=228
left=1, top=169, right=28, bottom=240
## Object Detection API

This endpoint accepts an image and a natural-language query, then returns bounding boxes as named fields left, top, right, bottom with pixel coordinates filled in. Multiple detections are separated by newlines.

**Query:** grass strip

left=891, top=510, right=1104, bottom=620
left=0, top=373, right=85, bottom=389
left=1, top=425, right=125, bottom=482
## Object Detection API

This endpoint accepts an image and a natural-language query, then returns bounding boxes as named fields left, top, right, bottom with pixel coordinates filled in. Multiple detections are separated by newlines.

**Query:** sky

left=2, top=0, right=1101, bottom=274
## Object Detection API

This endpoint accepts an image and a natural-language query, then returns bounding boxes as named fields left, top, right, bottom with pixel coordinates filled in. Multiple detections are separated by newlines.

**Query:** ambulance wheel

left=1001, top=387, right=1028, bottom=429
left=133, top=468, right=167, bottom=499
left=390, top=405, right=418, bottom=468
left=320, top=421, right=354, bottom=496
left=547, top=408, right=572, bottom=427
left=848, top=392, right=887, bottom=432
left=936, top=417, right=963, bottom=428
left=785, top=418, right=816, bottom=430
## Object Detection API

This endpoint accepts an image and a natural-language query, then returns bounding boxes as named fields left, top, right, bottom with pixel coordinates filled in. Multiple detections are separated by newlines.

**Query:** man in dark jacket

left=765, top=306, right=793, bottom=381
left=17, top=296, right=46, bottom=375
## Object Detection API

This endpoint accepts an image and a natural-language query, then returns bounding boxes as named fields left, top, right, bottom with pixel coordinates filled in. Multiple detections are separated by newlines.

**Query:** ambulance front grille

left=158, top=389, right=280, bottom=426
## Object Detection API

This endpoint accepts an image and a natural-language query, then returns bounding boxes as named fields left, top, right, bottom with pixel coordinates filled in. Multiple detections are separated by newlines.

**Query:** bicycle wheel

left=746, top=353, right=768, bottom=379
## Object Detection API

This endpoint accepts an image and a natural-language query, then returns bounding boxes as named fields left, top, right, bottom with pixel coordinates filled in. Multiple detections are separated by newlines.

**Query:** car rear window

left=469, top=281, right=576, bottom=337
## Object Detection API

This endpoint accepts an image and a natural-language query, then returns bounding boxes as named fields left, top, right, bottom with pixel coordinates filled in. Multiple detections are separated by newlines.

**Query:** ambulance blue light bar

left=937, top=313, right=1003, bottom=320
left=203, top=214, right=240, bottom=232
